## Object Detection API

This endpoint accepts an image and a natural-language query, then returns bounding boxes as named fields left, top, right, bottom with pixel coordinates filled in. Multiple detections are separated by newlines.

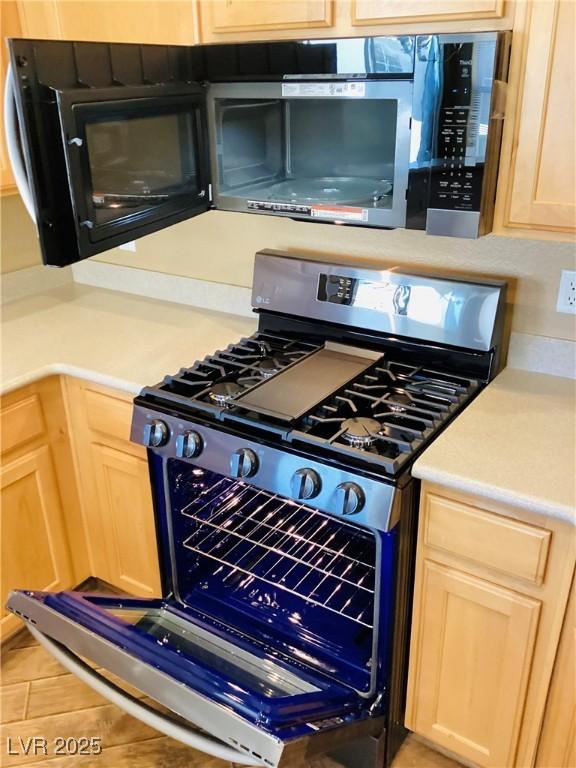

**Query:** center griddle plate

left=234, top=342, right=382, bottom=421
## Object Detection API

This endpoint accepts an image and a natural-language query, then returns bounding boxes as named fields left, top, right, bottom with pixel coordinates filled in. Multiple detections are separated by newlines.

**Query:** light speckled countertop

left=413, top=368, right=576, bottom=524
left=2, top=282, right=574, bottom=525
left=1, top=283, right=257, bottom=395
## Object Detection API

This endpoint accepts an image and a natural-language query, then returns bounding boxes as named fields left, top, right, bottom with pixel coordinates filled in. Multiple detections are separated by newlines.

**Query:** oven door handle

left=4, top=63, right=36, bottom=222
left=28, top=625, right=265, bottom=767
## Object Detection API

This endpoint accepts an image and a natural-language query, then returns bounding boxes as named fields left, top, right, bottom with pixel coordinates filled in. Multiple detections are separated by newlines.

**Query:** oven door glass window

left=62, top=91, right=209, bottom=250
left=98, top=603, right=318, bottom=698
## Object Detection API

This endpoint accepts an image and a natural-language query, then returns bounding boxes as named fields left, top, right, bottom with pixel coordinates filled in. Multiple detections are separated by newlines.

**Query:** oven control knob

left=175, top=430, right=203, bottom=459
left=336, top=482, right=365, bottom=516
left=230, top=448, right=259, bottom=478
left=291, top=469, right=321, bottom=500
left=143, top=419, right=169, bottom=448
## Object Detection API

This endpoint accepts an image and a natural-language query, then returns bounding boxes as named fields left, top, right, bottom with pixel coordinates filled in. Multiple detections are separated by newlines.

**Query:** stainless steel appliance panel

left=252, top=250, right=506, bottom=352
left=130, top=407, right=399, bottom=532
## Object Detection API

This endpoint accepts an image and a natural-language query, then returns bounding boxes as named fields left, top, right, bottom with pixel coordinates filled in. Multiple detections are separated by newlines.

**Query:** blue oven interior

left=162, top=460, right=398, bottom=698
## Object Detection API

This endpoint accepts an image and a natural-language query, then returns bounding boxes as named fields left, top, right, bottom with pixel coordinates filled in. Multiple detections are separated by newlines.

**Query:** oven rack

left=180, top=479, right=376, bottom=628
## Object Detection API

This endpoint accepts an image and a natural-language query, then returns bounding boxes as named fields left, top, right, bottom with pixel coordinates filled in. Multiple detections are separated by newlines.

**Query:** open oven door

left=5, top=39, right=211, bottom=267
left=7, top=590, right=384, bottom=767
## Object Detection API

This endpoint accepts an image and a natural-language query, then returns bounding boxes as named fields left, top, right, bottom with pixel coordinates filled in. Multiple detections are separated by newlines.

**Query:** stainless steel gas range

left=8, top=251, right=507, bottom=768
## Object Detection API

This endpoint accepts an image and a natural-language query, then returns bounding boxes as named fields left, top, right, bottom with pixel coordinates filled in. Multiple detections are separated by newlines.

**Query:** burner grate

left=181, top=478, right=376, bottom=628
left=289, top=361, right=479, bottom=472
left=147, top=332, right=321, bottom=413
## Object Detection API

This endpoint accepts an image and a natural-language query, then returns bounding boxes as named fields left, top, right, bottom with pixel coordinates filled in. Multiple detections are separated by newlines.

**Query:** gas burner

left=386, top=393, right=412, bottom=413
left=255, top=354, right=293, bottom=379
left=209, top=381, right=243, bottom=406
left=341, top=417, right=382, bottom=449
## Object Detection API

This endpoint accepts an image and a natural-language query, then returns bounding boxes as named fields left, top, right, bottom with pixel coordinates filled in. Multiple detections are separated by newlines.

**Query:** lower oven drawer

left=7, top=589, right=375, bottom=767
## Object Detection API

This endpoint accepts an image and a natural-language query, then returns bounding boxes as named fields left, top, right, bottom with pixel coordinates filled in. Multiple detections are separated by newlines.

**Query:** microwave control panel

left=430, top=107, right=483, bottom=212
left=428, top=41, right=486, bottom=214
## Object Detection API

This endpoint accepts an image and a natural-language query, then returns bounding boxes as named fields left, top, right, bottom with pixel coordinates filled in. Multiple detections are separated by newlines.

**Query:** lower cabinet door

left=0, top=446, right=74, bottom=640
left=91, top=443, right=161, bottom=597
left=536, top=574, right=576, bottom=768
left=407, top=560, right=541, bottom=767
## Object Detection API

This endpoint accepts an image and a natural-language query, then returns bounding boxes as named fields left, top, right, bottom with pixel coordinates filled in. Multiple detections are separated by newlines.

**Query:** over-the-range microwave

left=5, top=33, right=510, bottom=267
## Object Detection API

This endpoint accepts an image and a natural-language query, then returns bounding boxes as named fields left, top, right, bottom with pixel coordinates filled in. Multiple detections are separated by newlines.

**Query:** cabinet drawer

left=424, top=493, right=551, bottom=585
left=0, top=394, right=46, bottom=455
left=84, top=388, right=134, bottom=443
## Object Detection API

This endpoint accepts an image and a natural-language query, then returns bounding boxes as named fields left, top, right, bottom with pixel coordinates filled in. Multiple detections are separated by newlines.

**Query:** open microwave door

left=6, top=39, right=211, bottom=267
left=7, top=590, right=382, bottom=767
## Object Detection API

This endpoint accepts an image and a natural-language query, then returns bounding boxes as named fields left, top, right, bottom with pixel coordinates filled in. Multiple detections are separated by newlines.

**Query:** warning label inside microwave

left=247, top=200, right=368, bottom=223
left=281, top=82, right=366, bottom=98
left=311, top=205, right=368, bottom=222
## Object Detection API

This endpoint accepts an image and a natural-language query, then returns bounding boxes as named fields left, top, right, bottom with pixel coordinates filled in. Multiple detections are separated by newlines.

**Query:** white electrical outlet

left=557, top=270, right=576, bottom=314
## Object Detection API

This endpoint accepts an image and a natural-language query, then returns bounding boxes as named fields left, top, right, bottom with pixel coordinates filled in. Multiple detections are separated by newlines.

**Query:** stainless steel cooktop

left=140, top=330, right=479, bottom=476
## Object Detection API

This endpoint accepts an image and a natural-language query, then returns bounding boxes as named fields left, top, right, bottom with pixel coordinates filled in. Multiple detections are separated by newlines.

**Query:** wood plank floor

left=1, top=626, right=462, bottom=768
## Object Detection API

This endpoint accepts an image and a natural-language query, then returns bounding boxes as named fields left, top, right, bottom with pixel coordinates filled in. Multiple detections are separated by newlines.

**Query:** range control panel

left=131, top=405, right=399, bottom=532
left=317, top=274, right=355, bottom=305
left=317, top=273, right=412, bottom=316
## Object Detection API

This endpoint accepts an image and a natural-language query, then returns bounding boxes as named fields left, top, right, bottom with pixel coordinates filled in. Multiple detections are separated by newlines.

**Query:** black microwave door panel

left=56, top=85, right=211, bottom=260
left=8, top=38, right=212, bottom=267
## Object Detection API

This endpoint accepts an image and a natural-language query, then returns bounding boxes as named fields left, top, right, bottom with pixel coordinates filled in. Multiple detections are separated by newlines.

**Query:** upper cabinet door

left=494, top=0, right=576, bottom=238
left=17, top=1, right=199, bottom=45
left=352, top=0, right=506, bottom=25
left=199, top=0, right=334, bottom=41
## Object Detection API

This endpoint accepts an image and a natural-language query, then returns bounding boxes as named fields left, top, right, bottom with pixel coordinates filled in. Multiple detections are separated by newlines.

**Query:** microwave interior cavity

left=208, top=79, right=412, bottom=229
left=214, top=96, right=398, bottom=209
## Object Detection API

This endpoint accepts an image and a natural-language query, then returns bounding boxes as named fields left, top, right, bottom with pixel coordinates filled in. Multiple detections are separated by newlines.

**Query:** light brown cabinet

left=0, top=381, right=77, bottom=642
left=494, top=0, right=576, bottom=238
left=1, top=377, right=161, bottom=644
left=410, top=560, right=540, bottom=766
left=406, top=484, right=576, bottom=768
left=351, top=0, right=506, bottom=26
left=200, top=0, right=333, bottom=38
left=64, top=378, right=161, bottom=598
left=16, top=0, right=199, bottom=45
left=536, top=574, right=576, bottom=768
left=89, top=442, right=161, bottom=597
left=198, top=0, right=514, bottom=41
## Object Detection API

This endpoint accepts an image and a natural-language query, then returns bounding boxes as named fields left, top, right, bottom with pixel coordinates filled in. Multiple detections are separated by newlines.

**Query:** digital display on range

left=317, top=274, right=412, bottom=316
